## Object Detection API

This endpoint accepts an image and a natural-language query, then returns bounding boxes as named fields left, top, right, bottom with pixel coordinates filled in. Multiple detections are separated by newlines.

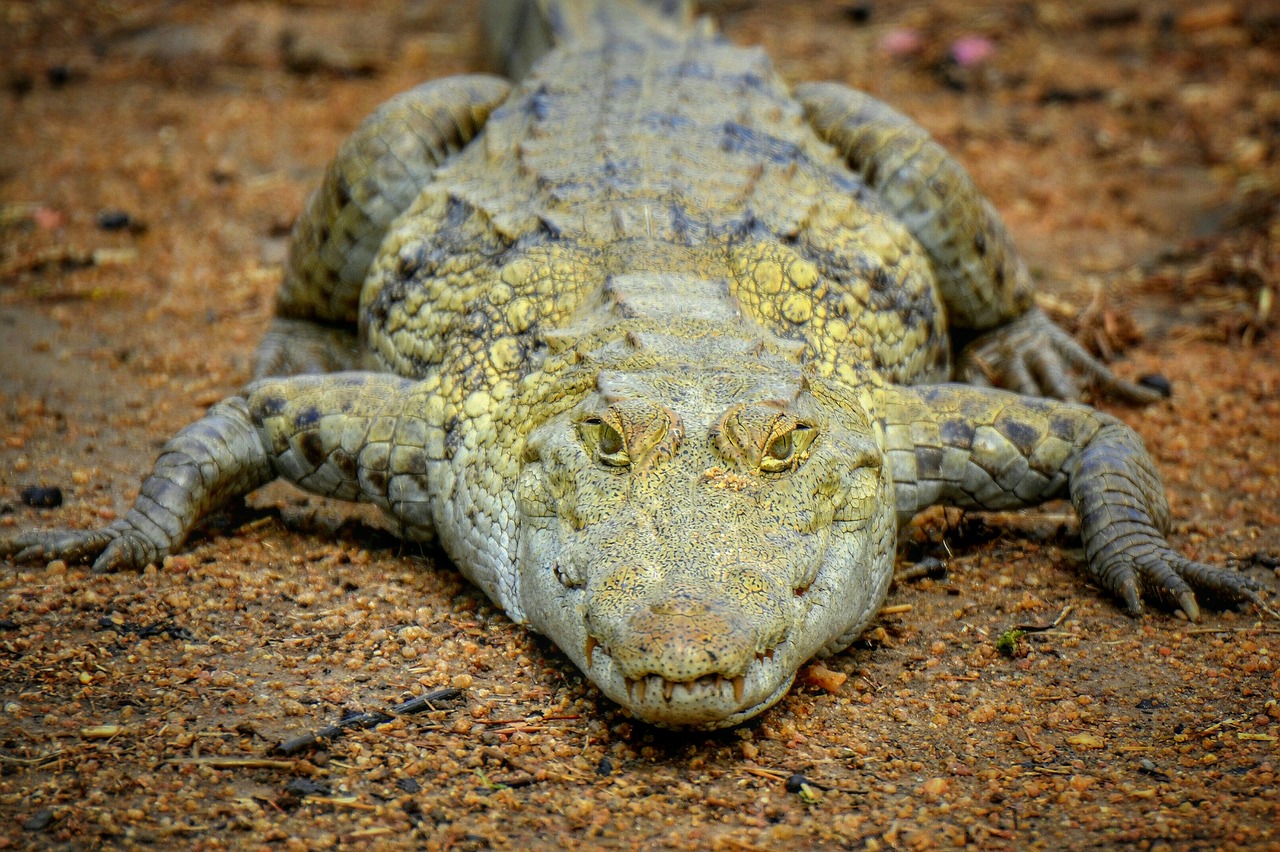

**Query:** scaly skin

left=2, top=0, right=1268, bottom=728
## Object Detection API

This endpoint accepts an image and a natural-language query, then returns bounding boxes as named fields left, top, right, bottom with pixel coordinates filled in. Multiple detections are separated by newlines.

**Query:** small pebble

left=284, top=778, right=330, bottom=797
left=803, top=662, right=848, bottom=693
left=843, top=3, right=872, bottom=25
left=1138, top=374, right=1173, bottom=397
left=921, top=777, right=950, bottom=796
left=96, top=209, right=136, bottom=231
left=22, top=809, right=57, bottom=832
left=33, top=207, right=63, bottom=230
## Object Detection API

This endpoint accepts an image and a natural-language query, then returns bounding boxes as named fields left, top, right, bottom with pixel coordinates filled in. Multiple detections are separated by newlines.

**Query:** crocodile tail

left=482, top=0, right=700, bottom=79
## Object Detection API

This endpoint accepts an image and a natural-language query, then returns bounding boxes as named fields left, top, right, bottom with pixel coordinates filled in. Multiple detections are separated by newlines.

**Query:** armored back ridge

left=3, top=0, right=1266, bottom=728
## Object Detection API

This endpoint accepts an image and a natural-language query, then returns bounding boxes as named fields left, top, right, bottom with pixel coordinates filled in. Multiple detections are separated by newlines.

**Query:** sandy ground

left=1, top=1, right=1278, bottom=848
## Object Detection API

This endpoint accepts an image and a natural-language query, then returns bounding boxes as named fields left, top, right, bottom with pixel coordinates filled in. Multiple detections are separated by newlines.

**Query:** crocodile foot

left=1070, top=418, right=1275, bottom=620
left=1089, top=536, right=1273, bottom=621
left=0, top=526, right=160, bottom=573
left=958, top=307, right=1165, bottom=404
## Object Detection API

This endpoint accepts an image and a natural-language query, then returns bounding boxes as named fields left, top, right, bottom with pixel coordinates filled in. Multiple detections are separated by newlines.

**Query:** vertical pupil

left=768, top=433, right=792, bottom=460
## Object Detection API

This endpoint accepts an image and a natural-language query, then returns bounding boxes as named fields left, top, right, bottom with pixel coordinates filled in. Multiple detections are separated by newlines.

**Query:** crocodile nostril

left=609, top=605, right=757, bottom=683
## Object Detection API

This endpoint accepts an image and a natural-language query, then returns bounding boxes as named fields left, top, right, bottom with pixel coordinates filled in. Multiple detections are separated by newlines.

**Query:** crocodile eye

left=596, top=424, right=629, bottom=466
left=580, top=417, right=630, bottom=467
left=760, top=424, right=815, bottom=473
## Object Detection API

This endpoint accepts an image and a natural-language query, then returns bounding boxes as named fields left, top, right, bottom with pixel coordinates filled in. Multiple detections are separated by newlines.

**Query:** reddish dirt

left=1, top=1, right=1277, bottom=848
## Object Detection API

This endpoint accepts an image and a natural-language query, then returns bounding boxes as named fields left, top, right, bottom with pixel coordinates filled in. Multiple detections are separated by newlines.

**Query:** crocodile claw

left=1099, top=545, right=1271, bottom=622
left=2, top=528, right=117, bottom=567
left=959, top=307, right=1165, bottom=405
left=1, top=527, right=165, bottom=573
left=1176, top=591, right=1200, bottom=623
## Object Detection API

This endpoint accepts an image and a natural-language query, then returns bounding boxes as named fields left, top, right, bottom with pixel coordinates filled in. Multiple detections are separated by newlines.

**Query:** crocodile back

left=482, top=0, right=697, bottom=80
left=458, top=34, right=842, bottom=245
left=362, top=15, right=950, bottom=391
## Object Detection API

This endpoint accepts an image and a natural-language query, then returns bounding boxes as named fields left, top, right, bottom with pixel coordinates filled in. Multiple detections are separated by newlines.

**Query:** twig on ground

left=1015, top=606, right=1073, bottom=633
left=273, top=687, right=462, bottom=756
left=166, top=757, right=311, bottom=772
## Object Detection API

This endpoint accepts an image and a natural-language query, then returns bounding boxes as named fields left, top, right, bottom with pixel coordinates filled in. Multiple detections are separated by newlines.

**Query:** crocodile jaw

left=585, top=643, right=798, bottom=729
left=519, top=520, right=894, bottom=728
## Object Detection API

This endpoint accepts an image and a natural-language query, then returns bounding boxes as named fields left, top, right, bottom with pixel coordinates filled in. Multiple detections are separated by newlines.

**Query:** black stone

left=1137, top=374, right=1173, bottom=398
left=785, top=773, right=808, bottom=793
left=20, top=486, right=62, bottom=508
left=844, top=3, right=873, bottom=25
left=285, top=777, right=331, bottom=797
left=22, top=808, right=58, bottom=832
left=96, top=209, right=140, bottom=232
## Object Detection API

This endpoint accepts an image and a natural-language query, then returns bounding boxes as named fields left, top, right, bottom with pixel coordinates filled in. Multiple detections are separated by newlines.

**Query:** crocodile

left=2, top=0, right=1268, bottom=728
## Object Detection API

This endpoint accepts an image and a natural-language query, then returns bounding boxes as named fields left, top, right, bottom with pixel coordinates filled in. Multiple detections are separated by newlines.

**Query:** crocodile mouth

left=582, top=636, right=795, bottom=729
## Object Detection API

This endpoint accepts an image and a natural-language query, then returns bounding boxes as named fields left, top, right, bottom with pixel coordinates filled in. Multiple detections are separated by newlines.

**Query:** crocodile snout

left=579, top=547, right=798, bottom=723
left=606, top=596, right=760, bottom=683
left=584, top=583, right=787, bottom=718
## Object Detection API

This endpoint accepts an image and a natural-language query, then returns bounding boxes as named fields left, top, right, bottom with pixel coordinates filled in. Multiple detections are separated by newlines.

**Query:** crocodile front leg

left=875, top=384, right=1268, bottom=618
left=2, top=373, right=423, bottom=572
left=2, top=398, right=275, bottom=572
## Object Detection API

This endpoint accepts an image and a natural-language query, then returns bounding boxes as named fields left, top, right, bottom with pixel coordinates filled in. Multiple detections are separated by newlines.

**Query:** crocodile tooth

left=634, top=677, right=646, bottom=704
left=625, top=677, right=636, bottom=702
left=731, top=675, right=744, bottom=703
left=662, top=679, right=675, bottom=702
left=585, top=636, right=597, bottom=667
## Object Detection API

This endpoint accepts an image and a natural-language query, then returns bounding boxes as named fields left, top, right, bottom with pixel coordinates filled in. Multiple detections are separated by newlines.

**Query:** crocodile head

left=515, top=356, right=896, bottom=728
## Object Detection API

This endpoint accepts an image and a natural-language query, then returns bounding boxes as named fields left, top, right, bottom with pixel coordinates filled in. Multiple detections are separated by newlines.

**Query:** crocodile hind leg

left=254, top=318, right=365, bottom=377
left=255, top=74, right=511, bottom=378
left=1, top=373, right=427, bottom=572
left=872, top=383, right=1269, bottom=618
left=797, top=82, right=1162, bottom=404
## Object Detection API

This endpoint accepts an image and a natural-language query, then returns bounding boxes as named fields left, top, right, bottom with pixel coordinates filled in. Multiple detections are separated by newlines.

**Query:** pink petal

left=951, top=35, right=996, bottom=67
left=34, top=207, right=64, bottom=230
left=879, top=28, right=925, bottom=57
